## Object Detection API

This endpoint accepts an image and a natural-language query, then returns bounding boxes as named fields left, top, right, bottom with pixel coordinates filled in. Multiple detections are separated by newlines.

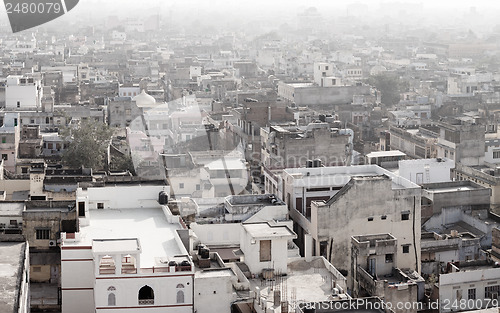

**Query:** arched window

left=138, top=285, right=154, bottom=305
left=176, top=284, right=185, bottom=304
left=107, top=286, right=116, bottom=291
left=108, top=293, right=116, bottom=306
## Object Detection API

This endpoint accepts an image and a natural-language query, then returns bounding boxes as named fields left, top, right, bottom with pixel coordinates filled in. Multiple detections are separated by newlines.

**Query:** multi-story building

left=5, top=74, right=43, bottom=110
left=276, top=165, right=421, bottom=281
left=351, top=233, right=425, bottom=313
left=439, top=260, right=500, bottom=312
left=61, top=184, right=194, bottom=313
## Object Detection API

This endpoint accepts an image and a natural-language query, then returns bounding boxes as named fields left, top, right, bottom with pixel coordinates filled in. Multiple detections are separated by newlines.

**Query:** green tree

left=61, top=120, right=113, bottom=170
left=366, top=73, right=408, bottom=105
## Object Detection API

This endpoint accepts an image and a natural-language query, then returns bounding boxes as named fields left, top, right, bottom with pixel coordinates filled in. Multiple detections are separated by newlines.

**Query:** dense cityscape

left=3, top=1, right=500, bottom=313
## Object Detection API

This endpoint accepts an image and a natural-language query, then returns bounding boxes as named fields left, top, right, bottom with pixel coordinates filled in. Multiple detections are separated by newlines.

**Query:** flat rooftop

left=284, top=165, right=419, bottom=190
left=0, top=242, right=26, bottom=312
left=63, top=207, right=184, bottom=267
left=0, top=202, right=24, bottom=216
left=250, top=257, right=347, bottom=305
left=243, top=223, right=296, bottom=239
left=366, top=150, right=406, bottom=158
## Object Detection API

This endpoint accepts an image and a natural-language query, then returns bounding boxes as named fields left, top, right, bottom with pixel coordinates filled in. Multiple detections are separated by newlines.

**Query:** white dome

left=133, top=90, right=156, bottom=107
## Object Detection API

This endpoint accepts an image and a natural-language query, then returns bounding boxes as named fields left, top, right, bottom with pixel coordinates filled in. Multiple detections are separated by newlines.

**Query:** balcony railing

left=138, top=299, right=154, bottom=305
left=99, top=267, right=115, bottom=275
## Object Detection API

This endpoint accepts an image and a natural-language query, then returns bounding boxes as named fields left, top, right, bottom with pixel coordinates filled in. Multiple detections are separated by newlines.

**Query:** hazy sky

left=1, top=0, right=500, bottom=35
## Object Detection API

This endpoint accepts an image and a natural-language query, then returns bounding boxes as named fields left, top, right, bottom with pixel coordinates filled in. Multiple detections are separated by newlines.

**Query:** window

left=176, top=284, right=185, bottom=303
left=179, top=183, right=184, bottom=189
left=260, top=240, right=272, bottom=262
left=401, top=212, right=410, bottom=220
left=97, top=203, right=104, bottom=209
left=2, top=154, right=7, bottom=161
left=196, top=184, right=200, bottom=191
left=138, top=285, right=154, bottom=305
left=78, top=202, right=85, bottom=217
left=468, top=288, right=476, bottom=300
left=21, top=167, right=28, bottom=174
left=36, top=229, right=50, bottom=240
left=1, top=137, right=5, bottom=143
left=494, top=150, right=500, bottom=159
left=485, top=285, right=500, bottom=299
left=381, top=215, right=387, bottom=220
left=17, top=101, right=20, bottom=108
left=33, top=266, right=41, bottom=272
left=108, top=293, right=116, bottom=306
left=385, top=254, right=393, bottom=263
left=367, top=217, right=373, bottom=221
left=402, top=244, right=410, bottom=254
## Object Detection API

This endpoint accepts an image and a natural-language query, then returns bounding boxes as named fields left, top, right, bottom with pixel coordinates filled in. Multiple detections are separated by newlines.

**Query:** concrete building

left=398, top=158, right=454, bottom=185
left=421, top=231, right=482, bottom=276
left=420, top=181, right=490, bottom=223
left=439, top=260, right=500, bottom=312
left=387, top=125, right=438, bottom=159
left=452, top=163, right=500, bottom=213
left=351, top=233, right=425, bottom=313
left=277, top=81, right=371, bottom=107
left=5, top=74, right=43, bottom=110
left=0, top=241, right=29, bottom=313
left=278, top=165, right=421, bottom=281
left=61, top=184, right=194, bottom=313
left=435, top=120, right=485, bottom=166
left=0, top=112, right=20, bottom=173
left=0, top=202, right=24, bottom=241
left=261, top=123, right=353, bottom=171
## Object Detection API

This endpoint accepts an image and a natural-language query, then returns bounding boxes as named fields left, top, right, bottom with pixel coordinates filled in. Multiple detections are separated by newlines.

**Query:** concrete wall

left=194, top=270, right=236, bottom=313
left=240, top=228, right=289, bottom=275
left=439, top=267, right=500, bottom=312
left=310, top=176, right=421, bottom=282
left=399, top=159, right=454, bottom=184
left=190, top=223, right=241, bottom=246
left=94, top=275, right=193, bottom=312
left=278, top=83, right=371, bottom=106
left=83, top=185, right=169, bottom=210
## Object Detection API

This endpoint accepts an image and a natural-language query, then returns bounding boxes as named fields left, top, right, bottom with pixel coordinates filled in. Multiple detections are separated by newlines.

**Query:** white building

left=5, top=75, right=43, bottom=110
left=439, top=261, right=500, bottom=312
left=398, top=158, right=454, bottom=185
left=61, top=184, right=194, bottom=313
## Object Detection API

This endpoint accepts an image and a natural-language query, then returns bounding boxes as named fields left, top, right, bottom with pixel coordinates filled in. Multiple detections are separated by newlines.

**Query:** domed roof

left=133, top=90, right=156, bottom=107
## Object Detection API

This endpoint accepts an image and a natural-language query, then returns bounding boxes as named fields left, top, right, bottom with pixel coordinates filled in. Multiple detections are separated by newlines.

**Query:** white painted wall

left=190, top=223, right=241, bottom=246
left=399, top=158, right=454, bottom=184
left=240, top=227, right=291, bottom=275
left=440, top=267, right=500, bottom=312
left=81, top=185, right=170, bottom=210
left=195, top=271, right=236, bottom=313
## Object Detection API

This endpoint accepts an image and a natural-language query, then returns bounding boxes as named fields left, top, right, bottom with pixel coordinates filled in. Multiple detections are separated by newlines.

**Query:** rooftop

left=0, top=242, right=26, bottom=313
left=63, top=207, right=185, bottom=267
left=242, top=222, right=296, bottom=239
left=0, top=202, right=24, bottom=216
left=284, top=165, right=419, bottom=190
left=366, top=150, right=406, bottom=158
left=250, top=257, right=348, bottom=306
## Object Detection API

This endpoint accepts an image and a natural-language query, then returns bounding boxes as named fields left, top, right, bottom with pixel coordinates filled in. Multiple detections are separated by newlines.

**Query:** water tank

left=306, top=160, right=313, bottom=168
left=313, top=159, right=322, bottom=168
left=200, top=248, right=210, bottom=259
left=168, top=260, right=177, bottom=266
left=159, top=191, right=168, bottom=205
left=180, top=260, right=190, bottom=266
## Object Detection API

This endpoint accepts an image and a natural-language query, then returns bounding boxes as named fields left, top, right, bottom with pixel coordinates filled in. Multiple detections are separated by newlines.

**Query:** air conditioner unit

left=48, top=240, right=57, bottom=247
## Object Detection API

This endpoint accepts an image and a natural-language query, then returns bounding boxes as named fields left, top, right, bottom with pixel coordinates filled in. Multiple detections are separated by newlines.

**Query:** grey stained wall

left=310, top=176, right=421, bottom=285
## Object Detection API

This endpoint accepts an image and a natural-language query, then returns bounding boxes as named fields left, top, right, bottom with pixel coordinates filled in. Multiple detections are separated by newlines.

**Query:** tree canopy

left=366, top=73, right=408, bottom=105
left=61, top=120, right=113, bottom=170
